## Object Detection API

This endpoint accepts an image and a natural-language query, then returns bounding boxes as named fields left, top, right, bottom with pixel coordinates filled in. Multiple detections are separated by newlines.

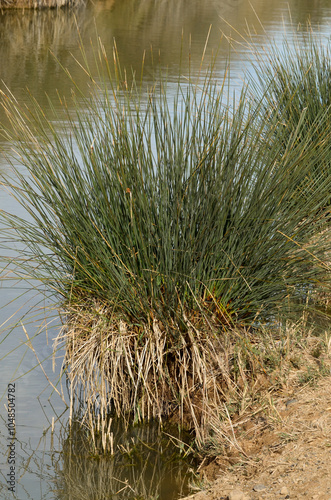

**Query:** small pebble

left=280, top=486, right=289, bottom=496
left=253, top=484, right=267, bottom=492
left=285, top=398, right=298, bottom=407
left=227, top=490, right=249, bottom=500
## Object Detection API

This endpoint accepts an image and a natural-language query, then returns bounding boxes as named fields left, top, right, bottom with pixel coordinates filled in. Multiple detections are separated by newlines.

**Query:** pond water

left=1, top=1, right=331, bottom=499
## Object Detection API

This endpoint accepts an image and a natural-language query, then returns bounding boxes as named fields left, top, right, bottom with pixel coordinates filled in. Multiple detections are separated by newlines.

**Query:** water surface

left=1, top=1, right=331, bottom=498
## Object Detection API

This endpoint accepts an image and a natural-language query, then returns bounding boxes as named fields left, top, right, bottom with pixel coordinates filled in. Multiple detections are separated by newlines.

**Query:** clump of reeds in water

left=1, top=31, right=331, bottom=450
left=245, top=22, right=331, bottom=211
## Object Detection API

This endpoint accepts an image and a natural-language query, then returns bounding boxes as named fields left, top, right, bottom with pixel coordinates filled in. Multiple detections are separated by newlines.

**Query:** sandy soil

left=183, top=376, right=331, bottom=500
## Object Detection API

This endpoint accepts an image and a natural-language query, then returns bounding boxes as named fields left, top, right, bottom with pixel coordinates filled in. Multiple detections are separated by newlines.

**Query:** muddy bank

left=183, top=375, right=331, bottom=500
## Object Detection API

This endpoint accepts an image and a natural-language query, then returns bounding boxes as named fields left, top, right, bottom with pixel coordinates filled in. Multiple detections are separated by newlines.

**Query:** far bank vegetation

left=0, top=0, right=81, bottom=8
left=0, top=25, right=331, bottom=455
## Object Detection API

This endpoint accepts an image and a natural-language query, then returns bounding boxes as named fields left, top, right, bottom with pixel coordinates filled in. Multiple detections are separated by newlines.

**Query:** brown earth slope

left=184, top=376, right=331, bottom=500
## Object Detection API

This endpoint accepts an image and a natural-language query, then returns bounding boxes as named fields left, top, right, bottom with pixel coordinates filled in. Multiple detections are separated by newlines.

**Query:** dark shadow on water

left=51, top=415, right=198, bottom=500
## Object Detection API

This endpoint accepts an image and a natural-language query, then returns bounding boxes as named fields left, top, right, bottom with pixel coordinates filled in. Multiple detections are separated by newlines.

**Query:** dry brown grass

left=56, top=298, right=237, bottom=449
left=54, top=298, right=331, bottom=456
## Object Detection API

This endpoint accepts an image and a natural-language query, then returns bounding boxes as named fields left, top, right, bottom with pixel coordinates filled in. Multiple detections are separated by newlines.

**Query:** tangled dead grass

left=54, top=298, right=331, bottom=456
left=55, top=298, right=237, bottom=449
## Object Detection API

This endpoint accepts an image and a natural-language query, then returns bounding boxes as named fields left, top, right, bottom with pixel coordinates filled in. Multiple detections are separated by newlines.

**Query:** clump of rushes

left=1, top=36, right=331, bottom=448
left=246, top=23, right=331, bottom=209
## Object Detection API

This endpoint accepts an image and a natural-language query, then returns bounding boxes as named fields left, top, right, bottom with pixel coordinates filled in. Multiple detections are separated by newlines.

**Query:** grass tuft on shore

left=245, top=22, right=331, bottom=209
left=1, top=32, right=331, bottom=450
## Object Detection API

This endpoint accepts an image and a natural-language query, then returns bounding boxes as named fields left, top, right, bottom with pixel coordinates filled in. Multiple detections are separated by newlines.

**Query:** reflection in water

left=0, top=8, right=86, bottom=107
left=52, top=417, right=196, bottom=500
left=1, top=0, right=330, bottom=112
left=0, top=404, right=196, bottom=500
left=1, top=1, right=331, bottom=499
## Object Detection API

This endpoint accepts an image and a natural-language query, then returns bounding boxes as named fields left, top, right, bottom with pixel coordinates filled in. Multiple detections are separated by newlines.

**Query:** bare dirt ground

left=183, top=375, right=331, bottom=500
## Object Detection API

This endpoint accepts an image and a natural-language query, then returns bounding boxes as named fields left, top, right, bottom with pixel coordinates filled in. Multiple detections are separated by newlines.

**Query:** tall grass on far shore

left=245, top=24, right=331, bottom=208
left=1, top=35, right=331, bottom=446
left=0, top=0, right=83, bottom=9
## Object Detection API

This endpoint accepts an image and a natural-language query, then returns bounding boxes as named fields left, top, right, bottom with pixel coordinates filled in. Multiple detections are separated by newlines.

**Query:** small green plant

left=279, top=432, right=298, bottom=444
left=297, top=357, right=330, bottom=386
left=311, top=344, right=323, bottom=359
left=289, top=356, right=301, bottom=369
left=298, top=366, right=319, bottom=385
